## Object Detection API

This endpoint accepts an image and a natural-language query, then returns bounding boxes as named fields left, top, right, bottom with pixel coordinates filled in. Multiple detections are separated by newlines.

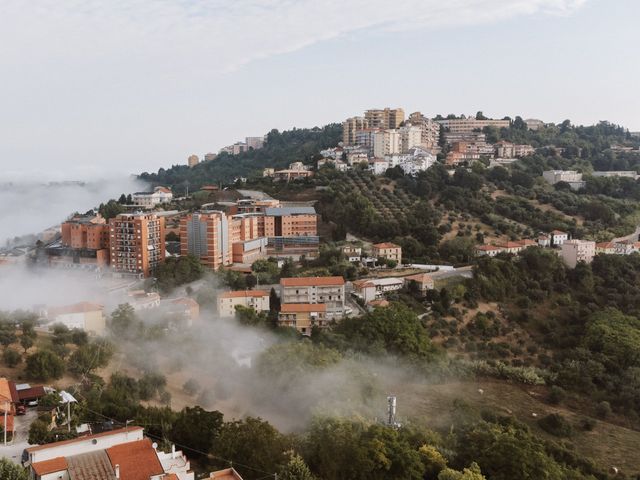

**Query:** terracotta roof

left=209, top=467, right=244, bottom=479
left=367, top=299, right=390, bottom=307
left=155, top=186, right=172, bottom=193
left=0, top=413, right=14, bottom=432
left=27, top=426, right=145, bottom=453
left=373, top=242, right=401, bottom=249
left=31, top=456, right=68, bottom=476
left=0, top=378, right=14, bottom=404
left=67, top=450, right=115, bottom=480
left=499, top=241, right=524, bottom=248
left=164, top=475, right=180, bottom=480
left=17, top=385, right=46, bottom=401
left=48, top=302, right=103, bottom=317
left=596, top=242, right=614, bottom=248
left=352, top=279, right=375, bottom=289
left=8, top=380, right=19, bottom=403
left=280, top=276, right=344, bottom=287
left=518, top=239, right=537, bottom=246
left=280, top=303, right=327, bottom=313
left=106, top=438, right=164, bottom=480
left=476, top=245, right=504, bottom=251
left=171, top=297, right=200, bottom=307
left=551, top=230, right=567, bottom=235
left=219, top=290, right=269, bottom=299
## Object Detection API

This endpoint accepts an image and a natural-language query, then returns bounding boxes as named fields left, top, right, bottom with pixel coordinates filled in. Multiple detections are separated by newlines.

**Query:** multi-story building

left=26, top=426, right=194, bottom=480
left=372, top=242, right=402, bottom=264
left=46, top=302, right=106, bottom=335
left=542, top=170, right=585, bottom=189
left=188, top=154, right=199, bottom=167
left=204, top=152, right=217, bottom=162
left=514, top=144, right=535, bottom=157
left=353, top=277, right=404, bottom=303
left=180, top=211, right=230, bottom=269
left=561, top=239, right=596, bottom=268
left=271, top=162, right=314, bottom=182
left=245, top=136, right=265, bottom=150
left=592, top=171, right=639, bottom=179
left=373, top=129, right=401, bottom=158
left=278, top=303, right=327, bottom=335
left=407, top=112, right=441, bottom=148
left=132, top=186, right=173, bottom=208
left=365, top=108, right=405, bottom=130
left=217, top=290, right=270, bottom=317
left=46, top=213, right=111, bottom=268
left=342, top=116, right=369, bottom=145
left=263, top=206, right=318, bottom=255
left=109, top=213, right=166, bottom=277
left=550, top=230, right=569, bottom=246
left=437, top=117, right=510, bottom=133
left=525, top=119, right=545, bottom=131
left=280, top=276, right=345, bottom=318
left=354, top=129, right=380, bottom=156
left=398, top=125, right=422, bottom=153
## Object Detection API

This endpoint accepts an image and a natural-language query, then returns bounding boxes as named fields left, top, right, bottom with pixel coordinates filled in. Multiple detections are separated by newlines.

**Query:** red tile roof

left=280, top=276, right=344, bottom=287
left=219, top=290, right=269, bottom=299
left=476, top=245, right=504, bottom=251
left=280, top=303, right=327, bottom=313
left=0, top=413, right=14, bottom=432
left=596, top=242, right=614, bottom=248
left=17, top=385, right=46, bottom=401
left=551, top=230, right=567, bottom=235
left=31, top=456, right=68, bottom=476
left=27, top=426, right=145, bottom=453
left=373, top=242, right=401, bottom=249
left=106, top=438, right=164, bottom=480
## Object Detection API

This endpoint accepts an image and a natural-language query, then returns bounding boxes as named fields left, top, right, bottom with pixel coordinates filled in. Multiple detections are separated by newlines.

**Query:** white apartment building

left=132, top=186, right=173, bottom=208
left=561, top=239, right=596, bottom=268
left=353, top=277, right=404, bottom=303
left=542, top=170, right=583, bottom=184
left=592, top=171, right=639, bottom=179
left=398, top=125, right=422, bottom=153
left=373, top=129, right=401, bottom=158
left=280, top=276, right=345, bottom=318
left=407, top=112, right=441, bottom=148
left=217, top=290, right=271, bottom=317
left=437, top=118, right=511, bottom=133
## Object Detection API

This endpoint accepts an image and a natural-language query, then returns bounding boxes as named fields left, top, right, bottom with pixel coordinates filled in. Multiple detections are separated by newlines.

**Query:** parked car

left=16, top=404, right=26, bottom=415
left=27, top=400, right=38, bottom=407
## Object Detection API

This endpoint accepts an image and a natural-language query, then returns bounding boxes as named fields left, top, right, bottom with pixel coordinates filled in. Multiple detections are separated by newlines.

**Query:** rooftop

left=31, top=457, right=68, bottom=476
left=48, top=302, right=104, bottom=317
left=281, top=276, right=345, bottom=287
left=27, top=426, right=145, bottom=453
left=219, top=290, right=269, bottom=299
left=373, top=242, right=401, bottom=249
left=280, top=303, right=327, bottom=313
left=265, top=206, right=316, bottom=216
left=209, top=468, right=244, bottom=480
left=106, top=438, right=164, bottom=480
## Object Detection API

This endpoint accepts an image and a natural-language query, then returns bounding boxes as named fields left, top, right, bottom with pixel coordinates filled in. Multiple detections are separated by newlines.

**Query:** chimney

left=171, top=444, right=176, bottom=459
left=115, top=464, right=120, bottom=479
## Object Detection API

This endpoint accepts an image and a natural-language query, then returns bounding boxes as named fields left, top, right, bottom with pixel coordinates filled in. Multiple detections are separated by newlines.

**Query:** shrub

left=548, top=386, right=566, bottom=405
left=538, top=413, right=573, bottom=437
left=595, top=401, right=612, bottom=419
left=3, top=348, right=21, bottom=368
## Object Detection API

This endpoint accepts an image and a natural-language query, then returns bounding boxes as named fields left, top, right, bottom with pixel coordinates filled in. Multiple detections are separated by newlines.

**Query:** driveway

left=0, top=408, right=37, bottom=464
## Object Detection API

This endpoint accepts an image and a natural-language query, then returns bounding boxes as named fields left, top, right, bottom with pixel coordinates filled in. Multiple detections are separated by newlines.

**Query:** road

left=612, top=225, right=640, bottom=244
left=0, top=408, right=37, bottom=464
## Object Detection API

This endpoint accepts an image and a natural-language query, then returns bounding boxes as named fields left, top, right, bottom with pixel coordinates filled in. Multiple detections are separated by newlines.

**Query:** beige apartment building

left=217, top=290, right=270, bottom=317
left=278, top=303, right=327, bottom=335
left=372, top=242, right=402, bottom=265
left=180, top=211, right=231, bottom=269
left=188, top=154, right=199, bottom=167
left=398, top=125, right=422, bottom=153
left=373, top=129, right=401, bottom=158
left=561, top=239, right=596, bottom=268
left=437, top=118, right=510, bottom=133
left=342, top=116, right=368, bottom=145
left=365, top=108, right=405, bottom=130
left=407, top=112, right=441, bottom=148
left=280, top=276, right=345, bottom=318
left=109, top=213, right=165, bottom=277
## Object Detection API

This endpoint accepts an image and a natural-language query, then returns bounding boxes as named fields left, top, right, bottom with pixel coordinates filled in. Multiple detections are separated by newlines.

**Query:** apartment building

left=372, top=242, right=402, bottom=264
left=398, top=125, right=422, bottom=153
left=188, top=154, right=199, bottom=167
left=46, top=302, right=106, bottom=335
left=245, top=136, right=265, bottom=150
left=561, top=239, right=596, bottom=268
left=263, top=206, right=319, bottom=254
left=407, top=112, right=441, bottom=148
left=354, top=129, right=380, bottom=156
left=180, top=211, right=230, bottom=269
left=592, top=171, right=639, bottom=179
left=278, top=303, right=328, bottom=335
left=525, top=119, right=545, bottom=131
left=46, top=213, right=111, bottom=267
left=495, top=141, right=534, bottom=158
left=217, top=290, right=270, bottom=317
left=342, top=116, right=368, bottom=145
left=109, top=213, right=166, bottom=277
left=353, top=277, right=404, bottom=303
left=542, top=170, right=583, bottom=185
left=280, top=276, right=345, bottom=318
left=373, top=129, right=401, bottom=158
left=437, top=117, right=510, bottom=133
left=365, top=108, right=405, bottom=130
left=26, top=426, right=194, bottom=480
left=132, top=186, right=173, bottom=208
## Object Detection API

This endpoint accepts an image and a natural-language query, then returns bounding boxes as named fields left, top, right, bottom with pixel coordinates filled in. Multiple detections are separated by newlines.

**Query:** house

left=371, top=242, right=402, bottom=265
left=26, top=427, right=194, bottom=480
left=475, top=245, right=505, bottom=257
left=613, top=240, right=640, bottom=255
left=596, top=242, right=616, bottom=254
left=538, top=235, right=551, bottom=247
left=403, top=273, right=435, bottom=295
left=278, top=303, right=328, bottom=335
left=128, top=290, right=162, bottom=310
left=352, top=278, right=404, bottom=303
left=132, top=186, right=173, bottom=208
left=341, top=245, right=362, bottom=262
left=0, top=377, right=19, bottom=413
left=46, top=302, right=106, bottom=335
left=367, top=299, right=390, bottom=311
left=161, top=297, right=200, bottom=326
left=209, top=468, right=244, bottom=480
left=17, top=385, right=46, bottom=404
left=280, top=276, right=346, bottom=319
left=497, top=241, right=526, bottom=255
left=550, top=230, right=569, bottom=246
left=217, top=290, right=270, bottom=318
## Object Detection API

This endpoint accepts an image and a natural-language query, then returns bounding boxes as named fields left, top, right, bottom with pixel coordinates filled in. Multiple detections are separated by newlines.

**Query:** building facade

left=109, top=213, right=166, bottom=277
left=437, top=117, right=510, bottom=133
left=280, top=276, right=345, bottom=318
left=561, top=239, right=596, bottom=268
left=365, top=108, right=405, bottom=130
left=372, top=242, right=402, bottom=264
left=278, top=303, right=327, bottom=335
left=373, top=130, right=401, bottom=158
left=180, top=211, right=230, bottom=269
left=217, top=290, right=270, bottom=317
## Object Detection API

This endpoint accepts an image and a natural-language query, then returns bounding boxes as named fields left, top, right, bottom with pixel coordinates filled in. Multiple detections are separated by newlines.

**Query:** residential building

left=342, top=116, right=368, bottom=145
left=369, top=158, right=390, bottom=175
left=613, top=239, right=640, bottom=255
left=495, top=141, right=534, bottom=158
left=398, top=125, right=422, bottom=153
left=561, top=239, right=596, bottom=268
left=353, top=277, right=403, bottom=303
left=436, top=117, right=510, bottom=133
left=514, top=144, right=535, bottom=157
left=403, top=273, right=435, bottom=295
left=475, top=245, right=505, bottom=257
left=372, top=242, right=402, bottom=265
left=280, top=276, right=345, bottom=318
left=272, top=162, right=313, bottom=182
left=525, top=119, right=545, bottom=131
left=407, top=112, right=440, bottom=148
left=180, top=211, right=230, bottom=269
left=542, top=170, right=585, bottom=190
left=341, top=245, right=362, bottom=262
left=128, top=290, right=161, bottom=310
left=245, top=136, right=265, bottom=150
left=263, top=206, right=319, bottom=255
left=188, top=154, right=199, bottom=167
left=204, top=152, right=217, bottom=162
left=278, top=303, right=327, bottom=335
left=231, top=237, right=268, bottom=264
left=592, top=171, right=639, bottom=179
left=365, top=108, right=405, bottom=130
left=47, top=214, right=110, bottom=268
left=209, top=468, right=244, bottom=480
left=354, top=129, right=380, bottom=156
left=538, top=235, right=551, bottom=247
left=550, top=230, right=569, bottom=246
left=26, top=426, right=194, bottom=480
left=443, top=131, right=488, bottom=145
left=318, top=157, right=349, bottom=171
left=345, top=150, right=369, bottom=166
left=162, top=297, right=200, bottom=326
left=596, top=242, right=616, bottom=254
left=217, top=290, right=270, bottom=317
left=46, top=302, right=106, bottom=335
left=373, top=129, right=401, bottom=158
left=132, top=186, right=173, bottom=208
left=109, top=213, right=166, bottom=277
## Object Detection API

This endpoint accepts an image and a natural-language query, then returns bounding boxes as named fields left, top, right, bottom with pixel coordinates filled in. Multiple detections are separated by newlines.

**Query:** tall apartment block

left=342, top=116, right=368, bottom=145
left=373, top=129, right=401, bottom=157
left=407, top=111, right=441, bottom=148
left=109, top=213, right=166, bottom=277
left=47, top=213, right=110, bottom=267
left=180, top=211, right=230, bottom=269
left=365, top=108, right=405, bottom=130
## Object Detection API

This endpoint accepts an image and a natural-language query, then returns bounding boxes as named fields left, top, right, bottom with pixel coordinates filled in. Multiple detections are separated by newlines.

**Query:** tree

left=26, top=350, right=65, bottom=381
left=68, top=341, right=114, bottom=377
left=438, top=463, right=486, bottom=480
left=170, top=406, right=223, bottom=458
left=3, top=348, right=21, bottom=368
left=109, top=304, right=137, bottom=338
left=246, top=274, right=258, bottom=290
left=155, top=255, right=204, bottom=293
left=0, top=323, right=17, bottom=347
left=28, top=418, right=51, bottom=444
left=20, top=335, right=34, bottom=353
left=279, top=452, right=316, bottom=480
left=0, top=458, right=29, bottom=480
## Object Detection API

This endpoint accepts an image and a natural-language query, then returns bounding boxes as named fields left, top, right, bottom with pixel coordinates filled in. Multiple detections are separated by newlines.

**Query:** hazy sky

left=1, top=0, right=638, bottom=179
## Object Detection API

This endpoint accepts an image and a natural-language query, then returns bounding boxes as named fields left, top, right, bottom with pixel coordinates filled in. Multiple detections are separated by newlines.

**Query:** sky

left=0, top=0, right=638, bottom=179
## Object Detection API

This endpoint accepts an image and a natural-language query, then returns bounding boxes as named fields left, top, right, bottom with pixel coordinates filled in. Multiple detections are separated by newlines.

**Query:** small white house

left=132, top=186, right=173, bottom=208
left=551, top=230, right=569, bottom=246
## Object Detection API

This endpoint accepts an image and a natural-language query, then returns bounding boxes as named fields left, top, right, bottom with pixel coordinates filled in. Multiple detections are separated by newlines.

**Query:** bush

left=3, top=348, right=21, bottom=368
left=538, top=413, right=573, bottom=437
left=580, top=418, right=596, bottom=431
left=548, top=386, right=566, bottom=405
left=595, top=401, right=612, bottom=419
left=26, top=350, right=65, bottom=381
left=183, top=378, right=201, bottom=396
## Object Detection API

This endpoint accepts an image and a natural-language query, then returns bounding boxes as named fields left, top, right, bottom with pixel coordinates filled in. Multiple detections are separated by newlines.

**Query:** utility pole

left=67, top=401, right=71, bottom=432
left=3, top=400, right=8, bottom=445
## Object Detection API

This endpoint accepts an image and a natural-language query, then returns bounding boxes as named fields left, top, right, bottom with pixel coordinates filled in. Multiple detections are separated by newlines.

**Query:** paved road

left=0, top=408, right=37, bottom=464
